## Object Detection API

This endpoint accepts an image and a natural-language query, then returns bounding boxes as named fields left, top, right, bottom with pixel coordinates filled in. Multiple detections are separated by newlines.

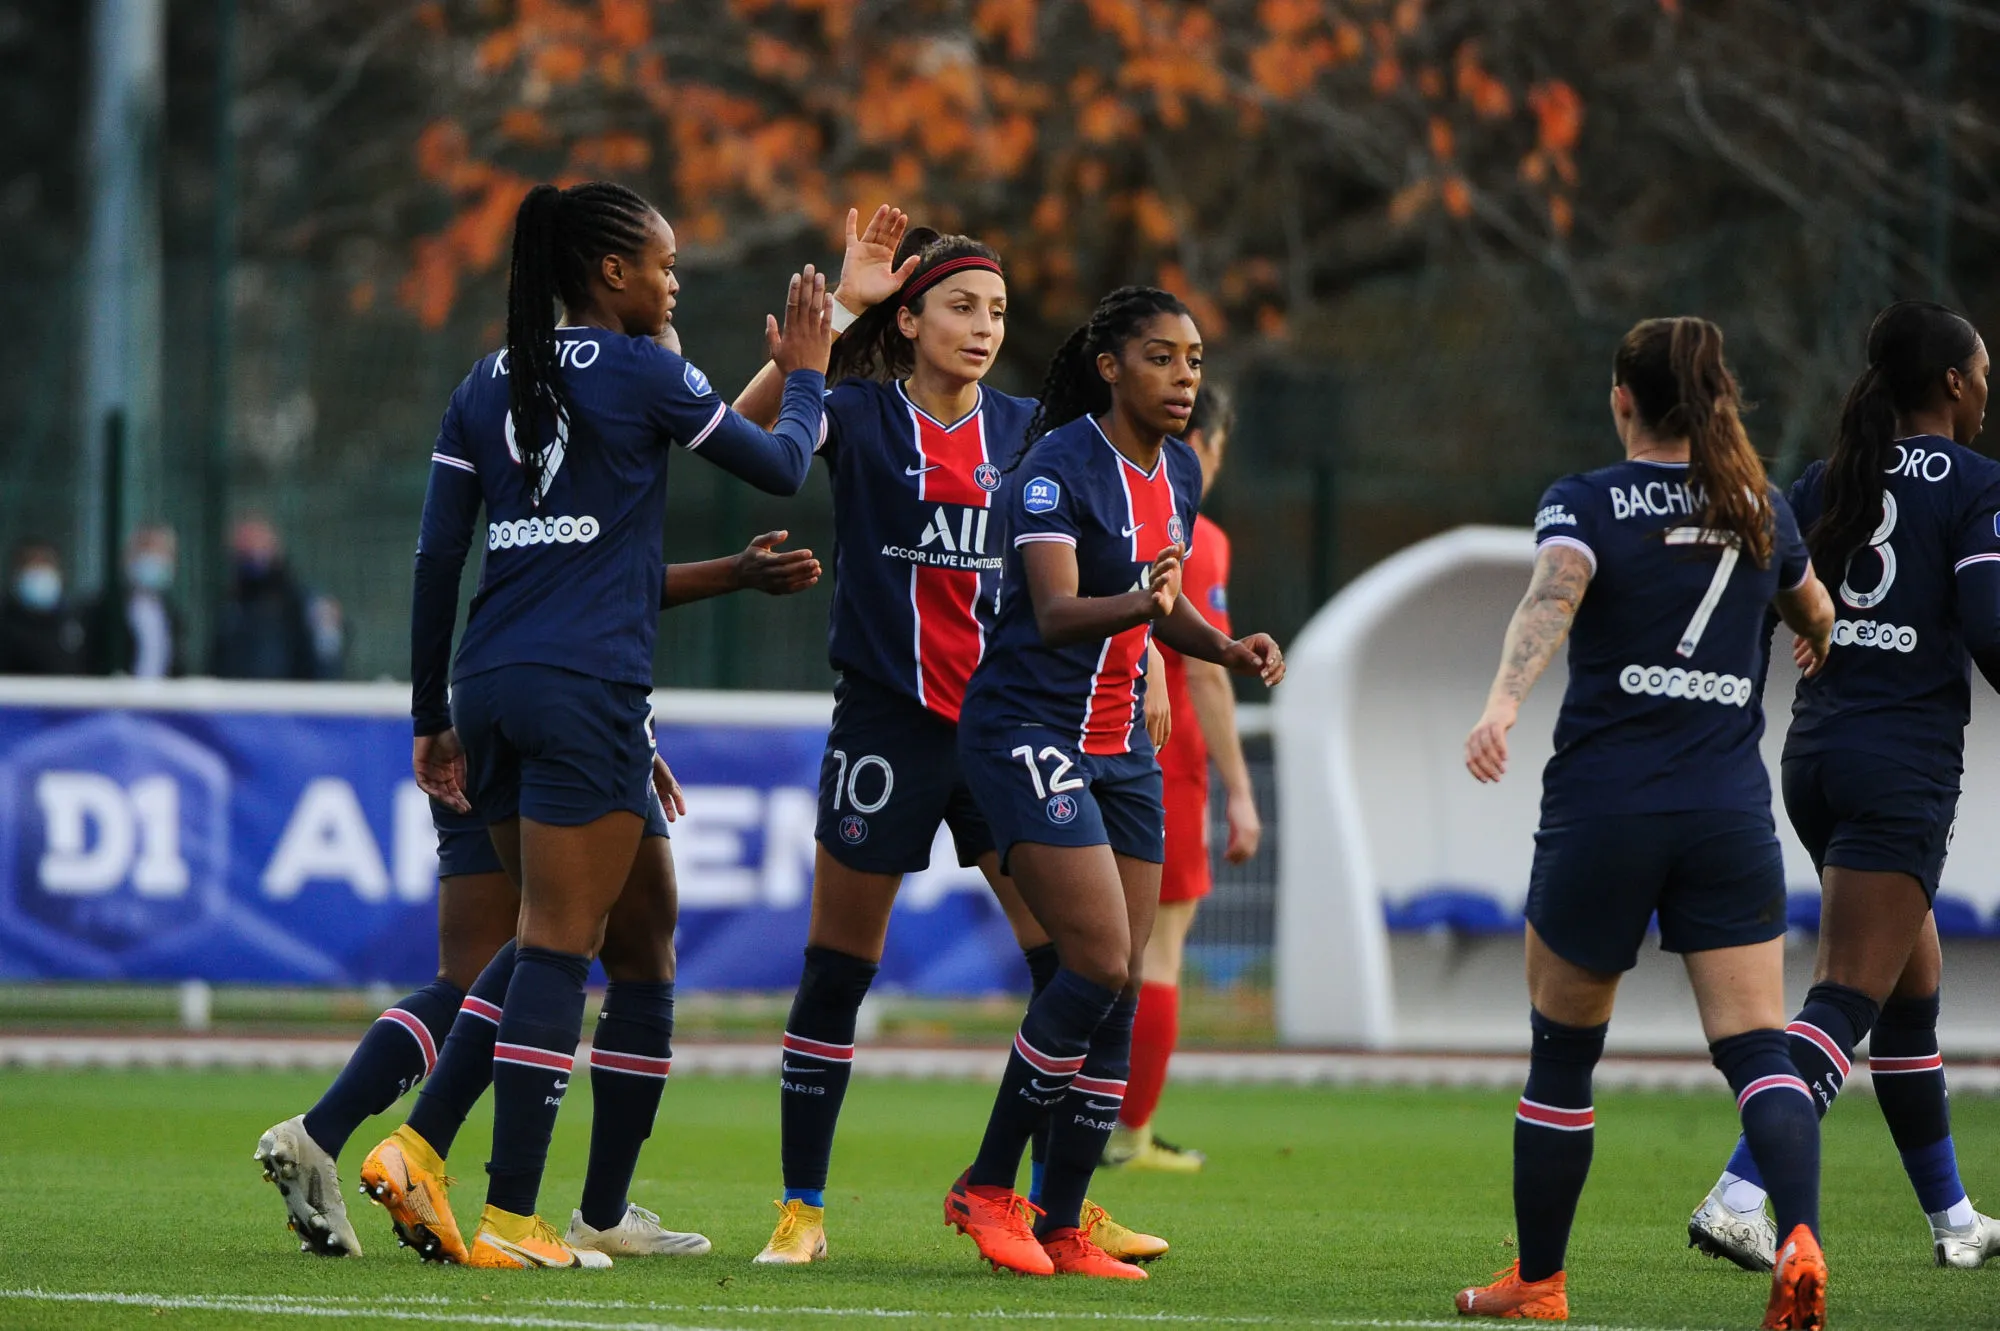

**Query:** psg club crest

left=1167, top=514, right=1187, bottom=547
left=973, top=462, right=1002, bottom=492
left=1045, top=793, right=1079, bottom=825
left=838, top=814, right=868, bottom=845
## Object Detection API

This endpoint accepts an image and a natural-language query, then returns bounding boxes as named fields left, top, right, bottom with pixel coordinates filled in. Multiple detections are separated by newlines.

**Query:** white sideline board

left=1272, top=524, right=2000, bottom=1049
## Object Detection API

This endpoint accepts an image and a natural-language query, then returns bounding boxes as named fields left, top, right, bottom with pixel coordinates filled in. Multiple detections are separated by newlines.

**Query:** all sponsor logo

left=1534, top=503, right=1577, bottom=531
left=1023, top=477, right=1060, bottom=514
left=838, top=814, right=868, bottom=845
left=1046, top=792, right=1079, bottom=824
left=973, top=462, right=1001, bottom=492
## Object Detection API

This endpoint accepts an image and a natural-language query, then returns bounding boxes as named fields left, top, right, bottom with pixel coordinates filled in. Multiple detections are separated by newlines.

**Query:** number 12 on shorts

left=1012, top=744, right=1085, bottom=800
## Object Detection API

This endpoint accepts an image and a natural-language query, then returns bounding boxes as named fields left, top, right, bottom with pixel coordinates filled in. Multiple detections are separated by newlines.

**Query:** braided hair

left=1025, top=286, right=1192, bottom=444
left=826, top=229, right=1004, bottom=386
left=505, top=181, right=657, bottom=507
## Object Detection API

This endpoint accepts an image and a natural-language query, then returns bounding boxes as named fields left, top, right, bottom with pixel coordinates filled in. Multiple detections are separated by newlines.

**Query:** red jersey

left=1158, top=514, right=1232, bottom=783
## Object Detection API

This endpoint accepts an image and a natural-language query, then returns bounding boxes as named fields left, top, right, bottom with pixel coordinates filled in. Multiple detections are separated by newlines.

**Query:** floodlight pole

left=78, top=0, right=166, bottom=593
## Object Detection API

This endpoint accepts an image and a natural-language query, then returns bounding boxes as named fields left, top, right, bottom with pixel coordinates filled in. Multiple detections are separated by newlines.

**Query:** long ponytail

left=502, top=180, right=657, bottom=507
left=1614, top=317, right=1774, bottom=567
left=1024, top=285, right=1191, bottom=445
left=1812, top=300, right=1981, bottom=572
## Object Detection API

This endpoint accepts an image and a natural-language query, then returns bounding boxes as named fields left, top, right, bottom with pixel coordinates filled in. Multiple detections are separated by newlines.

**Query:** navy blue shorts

left=431, top=788, right=670, bottom=880
left=958, top=724, right=1165, bottom=875
left=451, top=664, right=654, bottom=828
left=1782, top=751, right=1957, bottom=903
left=816, top=673, right=994, bottom=875
left=1526, top=810, right=1787, bottom=973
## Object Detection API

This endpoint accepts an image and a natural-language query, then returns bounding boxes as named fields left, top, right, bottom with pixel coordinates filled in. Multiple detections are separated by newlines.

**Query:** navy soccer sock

left=302, top=977, right=462, bottom=1160
left=485, top=946, right=590, bottom=1217
left=1037, top=992, right=1135, bottom=1235
left=779, top=947, right=878, bottom=1208
left=1871, top=992, right=1971, bottom=1222
left=1718, top=980, right=1879, bottom=1195
left=579, top=980, right=675, bottom=1230
left=967, top=968, right=1118, bottom=1192
left=1712, top=1028, right=1821, bottom=1239
left=1513, top=1009, right=1605, bottom=1283
left=407, top=941, right=516, bottom=1159
left=1021, top=942, right=1061, bottom=1201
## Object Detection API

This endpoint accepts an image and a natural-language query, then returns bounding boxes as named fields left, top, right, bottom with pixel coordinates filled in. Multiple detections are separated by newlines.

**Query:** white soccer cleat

left=1933, top=1208, right=2000, bottom=1269
left=253, top=1114, right=363, bottom=1257
left=567, top=1203, right=713, bottom=1257
left=1687, top=1180, right=1775, bottom=1272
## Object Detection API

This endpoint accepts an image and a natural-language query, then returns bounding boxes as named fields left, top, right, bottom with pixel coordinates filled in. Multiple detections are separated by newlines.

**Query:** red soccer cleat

left=943, top=1171, right=1053, bottom=1276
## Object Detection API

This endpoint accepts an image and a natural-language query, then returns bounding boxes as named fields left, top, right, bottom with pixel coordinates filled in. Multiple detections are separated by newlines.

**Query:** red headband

left=901, top=254, right=1004, bottom=305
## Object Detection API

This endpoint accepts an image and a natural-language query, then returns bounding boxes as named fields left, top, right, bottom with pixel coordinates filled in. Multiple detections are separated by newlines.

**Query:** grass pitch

left=2, top=1067, right=1997, bottom=1329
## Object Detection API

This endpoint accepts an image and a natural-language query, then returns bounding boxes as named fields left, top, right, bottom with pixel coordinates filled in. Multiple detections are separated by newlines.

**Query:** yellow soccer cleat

left=753, top=1198, right=828, bottom=1265
left=465, top=1204, right=613, bottom=1269
left=1080, top=1199, right=1168, bottom=1262
left=358, top=1125, right=467, bottom=1264
left=1103, top=1124, right=1205, bottom=1174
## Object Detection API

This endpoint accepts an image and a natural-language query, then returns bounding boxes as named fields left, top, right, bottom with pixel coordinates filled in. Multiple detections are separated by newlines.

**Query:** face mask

left=235, top=551, right=275, bottom=579
left=127, top=552, right=174, bottom=592
left=14, top=566, right=61, bottom=611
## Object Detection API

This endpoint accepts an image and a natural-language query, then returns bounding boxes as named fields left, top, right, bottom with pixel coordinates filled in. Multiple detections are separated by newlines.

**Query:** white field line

left=0, top=1289, right=1726, bottom=1331
left=5, top=1035, right=1998, bottom=1095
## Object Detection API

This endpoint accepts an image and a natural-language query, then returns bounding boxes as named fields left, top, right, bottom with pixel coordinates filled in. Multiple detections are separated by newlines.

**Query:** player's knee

left=1067, top=947, right=1128, bottom=995
left=600, top=932, right=674, bottom=983
left=798, top=944, right=879, bottom=1011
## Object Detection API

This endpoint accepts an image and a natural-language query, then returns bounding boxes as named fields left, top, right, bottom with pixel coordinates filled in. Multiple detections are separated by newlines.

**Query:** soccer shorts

left=432, top=784, right=670, bottom=880
left=1782, top=751, right=1957, bottom=903
left=451, top=663, right=655, bottom=828
left=1526, top=810, right=1787, bottom=973
left=1159, top=767, right=1212, bottom=904
left=958, top=724, right=1166, bottom=875
left=814, top=671, right=994, bottom=875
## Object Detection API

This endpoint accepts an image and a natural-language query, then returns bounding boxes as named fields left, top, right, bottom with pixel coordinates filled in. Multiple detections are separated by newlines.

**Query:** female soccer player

left=1453, top=317, right=1834, bottom=1327
left=733, top=216, right=1165, bottom=1267
left=405, top=179, right=830, bottom=1269
left=253, top=539, right=817, bottom=1261
left=944, top=286, right=1283, bottom=1279
left=1688, top=300, right=2000, bottom=1273
left=1102, top=384, right=1259, bottom=1174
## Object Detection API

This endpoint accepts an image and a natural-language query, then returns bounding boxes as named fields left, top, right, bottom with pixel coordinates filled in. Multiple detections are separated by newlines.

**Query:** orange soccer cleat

left=358, top=1126, right=467, bottom=1264
left=1454, top=1261, right=1569, bottom=1320
left=943, top=1172, right=1054, bottom=1276
left=1761, top=1224, right=1827, bottom=1331
left=1041, top=1226, right=1149, bottom=1280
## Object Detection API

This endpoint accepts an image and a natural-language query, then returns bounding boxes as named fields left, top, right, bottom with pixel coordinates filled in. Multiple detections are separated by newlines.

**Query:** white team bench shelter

left=1272, top=525, right=2000, bottom=1053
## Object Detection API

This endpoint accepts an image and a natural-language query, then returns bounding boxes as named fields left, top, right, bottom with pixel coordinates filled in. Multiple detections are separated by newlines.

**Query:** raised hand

left=1146, top=544, right=1184, bottom=620
left=766, top=265, right=834, bottom=375
left=735, top=529, right=822, bottom=596
left=835, top=205, right=919, bottom=315
left=1219, top=632, right=1284, bottom=686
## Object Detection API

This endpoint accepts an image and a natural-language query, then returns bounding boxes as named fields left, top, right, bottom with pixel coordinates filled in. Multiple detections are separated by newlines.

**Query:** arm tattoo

left=1491, top=547, right=1592, bottom=706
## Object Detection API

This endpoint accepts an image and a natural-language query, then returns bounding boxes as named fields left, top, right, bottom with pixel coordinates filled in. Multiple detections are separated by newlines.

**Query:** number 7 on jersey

left=1664, top=527, right=1741, bottom=658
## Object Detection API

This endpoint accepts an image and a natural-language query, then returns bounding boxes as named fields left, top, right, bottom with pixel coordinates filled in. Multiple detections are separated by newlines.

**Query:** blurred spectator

left=211, top=516, right=321, bottom=680
left=86, top=524, right=185, bottom=678
left=308, top=593, right=347, bottom=680
left=0, top=540, right=86, bottom=675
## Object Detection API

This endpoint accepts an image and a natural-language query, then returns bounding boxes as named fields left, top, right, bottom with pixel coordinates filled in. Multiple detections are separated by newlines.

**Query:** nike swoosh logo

left=1083, top=1100, right=1120, bottom=1112
left=551, top=1080, right=568, bottom=1091
left=1028, top=1078, right=1068, bottom=1093
left=905, top=464, right=940, bottom=476
left=1121, top=523, right=1143, bottom=537
left=781, top=1062, right=815, bottom=1074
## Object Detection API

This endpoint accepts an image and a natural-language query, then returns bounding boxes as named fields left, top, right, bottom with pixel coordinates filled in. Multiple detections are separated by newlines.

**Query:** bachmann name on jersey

left=962, top=416, right=1203, bottom=757
left=411, top=329, right=824, bottom=734
left=819, top=381, right=1035, bottom=723
left=1785, top=436, right=2000, bottom=779
left=1531, top=459, right=1810, bottom=823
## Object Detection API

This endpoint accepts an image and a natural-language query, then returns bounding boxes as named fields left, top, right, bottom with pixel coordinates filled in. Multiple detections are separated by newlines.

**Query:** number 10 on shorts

left=1012, top=745, right=1085, bottom=799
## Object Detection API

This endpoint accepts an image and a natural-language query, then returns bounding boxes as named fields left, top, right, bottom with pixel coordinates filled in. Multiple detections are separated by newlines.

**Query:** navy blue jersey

left=819, top=380, right=1036, bottom=721
left=1531, top=459, right=1811, bottom=823
left=410, top=329, right=824, bottom=733
left=1784, top=436, right=2000, bottom=779
left=962, top=416, right=1202, bottom=757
